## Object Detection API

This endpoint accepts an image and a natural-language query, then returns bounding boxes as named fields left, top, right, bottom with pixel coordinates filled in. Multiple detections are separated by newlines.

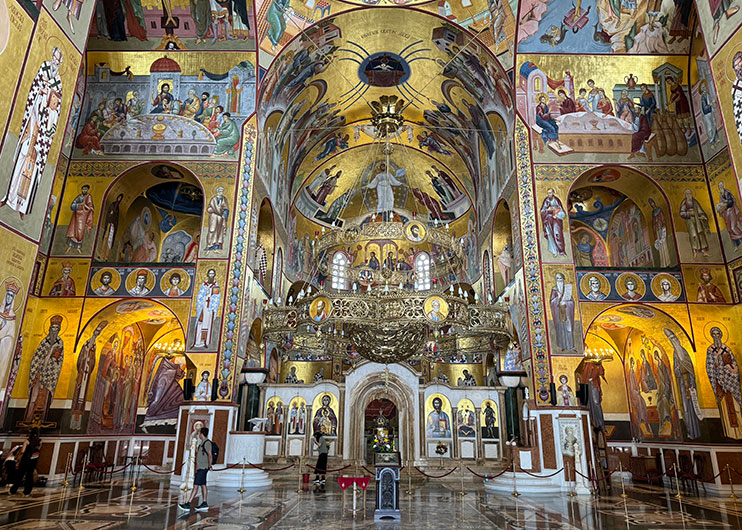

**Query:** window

left=331, top=251, right=349, bottom=290
left=415, top=252, right=431, bottom=291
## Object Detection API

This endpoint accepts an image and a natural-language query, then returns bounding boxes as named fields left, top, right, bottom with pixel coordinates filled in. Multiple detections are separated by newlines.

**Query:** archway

left=492, top=200, right=513, bottom=296
left=579, top=303, right=702, bottom=443
left=364, top=398, right=398, bottom=464
left=347, top=365, right=417, bottom=463
left=256, top=198, right=275, bottom=293
left=567, top=166, right=679, bottom=269
left=68, top=299, right=187, bottom=436
left=92, top=162, right=204, bottom=264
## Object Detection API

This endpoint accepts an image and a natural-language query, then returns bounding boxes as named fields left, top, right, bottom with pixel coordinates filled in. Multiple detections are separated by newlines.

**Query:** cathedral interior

left=2, top=0, right=742, bottom=527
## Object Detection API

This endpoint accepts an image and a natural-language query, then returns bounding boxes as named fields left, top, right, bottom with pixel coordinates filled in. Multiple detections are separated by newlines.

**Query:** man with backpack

left=178, top=427, right=214, bottom=512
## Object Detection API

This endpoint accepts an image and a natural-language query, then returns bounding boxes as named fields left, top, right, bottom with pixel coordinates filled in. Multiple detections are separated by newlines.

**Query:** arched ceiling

left=257, top=7, right=514, bottom=232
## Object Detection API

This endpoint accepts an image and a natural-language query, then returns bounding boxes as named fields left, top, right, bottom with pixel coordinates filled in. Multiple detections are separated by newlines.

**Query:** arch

left=579, top=303, right=701, bottom=443
left=567, top=166, right=680, bottom=269
left=70, top=299, right=187, bottom=435
left=256, top=198, right=276, bottom=293
left=492, top=199, right=513, bottom=296
left=347, top=366, right=417, bottom=462
left=93, top=162, right=204, bottom=264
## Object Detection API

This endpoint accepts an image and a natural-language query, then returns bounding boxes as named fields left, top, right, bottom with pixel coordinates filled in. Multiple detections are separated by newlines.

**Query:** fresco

left=0, top=0, right=34, bottom=152
left=311, top=391, right=338, bottom=436
left=690, top=24, right=727, bottom=161
left=516, top=54, right=701, bottom=164
left=74, top=52, right=255, bottom=159
left=0, top=236, right=38, bottom=422
left=681, top=264, right=731, bottom=303
left=707, top=150, right=742, bottom=258
left=695, top=0, right=742, bottom=57
left=42, top=0, right=97, bottom=51
left=710, top=32, right=742, bottom=183
left=0, top=11, right=82, bottom=242
left=86, top=0, right=255, bottom=51
left=543, top=264, right=583, bottom=355
left=188, top=260, right=226, bottom=351
left=517, top=0, right=695, bottom=55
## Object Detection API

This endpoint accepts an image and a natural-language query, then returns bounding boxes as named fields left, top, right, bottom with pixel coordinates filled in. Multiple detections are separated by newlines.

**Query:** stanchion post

left=130, top=456, right=139, bottom=492
left=727, top=464, right=738, bottom=500
left=673, top=463, right=682, bottom=499
left=567, top=461, right=576, bottom=497
left=238, top=456, right=246, bottom=493
left=619, top=461, right=628, bottom=498
left=405, top=460, right=413, bottom=495
left=459, top=461, right=466, bottom=496
left=79, top=454, right=88, bottom=490
left=511, top=459, right=520, bottom=498
left=61, top=453, right=71, bottom=488
left=296, top=456, right=303, bottom=493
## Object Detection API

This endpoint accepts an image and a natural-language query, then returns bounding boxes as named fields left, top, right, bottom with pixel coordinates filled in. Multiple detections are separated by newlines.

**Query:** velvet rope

left=467, top=464, right=512, bottom=480
left=414, top=466, right=457, bottom=479
left=86, top=461, right=134, bottom=475
left=247, top=461, right=296, bottom=472
left=516, top=466, right=564, bottom=479
left=305, top=463, right=352, bottom=473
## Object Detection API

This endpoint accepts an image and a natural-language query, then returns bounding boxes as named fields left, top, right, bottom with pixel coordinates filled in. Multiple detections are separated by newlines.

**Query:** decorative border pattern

left=217, top=125, right=256, bottom=400
left=533, top=163, right=706, bottom=182
left=515, top=118, right=551, bottom=405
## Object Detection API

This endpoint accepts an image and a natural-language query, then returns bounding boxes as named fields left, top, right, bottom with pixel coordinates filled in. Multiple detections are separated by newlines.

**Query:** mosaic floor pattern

left=0, top=477, right=741, bottom=529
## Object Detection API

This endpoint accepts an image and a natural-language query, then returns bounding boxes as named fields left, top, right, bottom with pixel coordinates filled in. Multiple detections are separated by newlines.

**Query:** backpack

left=203, top=439, right=219, bottom=465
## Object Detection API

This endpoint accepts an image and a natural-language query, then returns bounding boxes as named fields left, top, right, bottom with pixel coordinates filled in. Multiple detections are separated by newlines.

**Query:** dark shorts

left=194, top=468, right=208, bottom=486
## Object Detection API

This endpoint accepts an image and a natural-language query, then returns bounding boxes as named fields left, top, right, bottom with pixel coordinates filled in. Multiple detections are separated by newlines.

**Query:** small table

left=338, top=476, right=370, bottom=516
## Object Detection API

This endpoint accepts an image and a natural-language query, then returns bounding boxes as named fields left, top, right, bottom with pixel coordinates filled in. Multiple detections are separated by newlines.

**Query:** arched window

left=415, top=252, right=431, bottom=291
left=331, top=251, right=349, bottom=290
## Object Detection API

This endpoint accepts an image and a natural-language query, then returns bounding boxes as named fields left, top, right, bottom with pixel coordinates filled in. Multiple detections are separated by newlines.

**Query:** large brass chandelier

left=263, top=96, right=511, bottom=364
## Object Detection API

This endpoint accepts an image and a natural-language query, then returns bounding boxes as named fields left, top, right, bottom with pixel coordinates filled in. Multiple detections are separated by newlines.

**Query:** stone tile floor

left=0, top=476, right=740, bottom=529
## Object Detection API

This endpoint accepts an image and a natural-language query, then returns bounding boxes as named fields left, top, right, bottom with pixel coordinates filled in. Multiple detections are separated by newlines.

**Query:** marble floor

left=0, top=475, right=741, bottom=529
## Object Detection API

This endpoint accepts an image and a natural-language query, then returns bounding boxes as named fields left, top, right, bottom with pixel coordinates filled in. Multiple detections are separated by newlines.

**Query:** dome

left=150, top=56, right=181, bottom=73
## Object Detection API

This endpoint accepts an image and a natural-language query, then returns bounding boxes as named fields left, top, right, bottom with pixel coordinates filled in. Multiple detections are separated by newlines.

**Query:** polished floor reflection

left=0, top=476, right=741, bottom=529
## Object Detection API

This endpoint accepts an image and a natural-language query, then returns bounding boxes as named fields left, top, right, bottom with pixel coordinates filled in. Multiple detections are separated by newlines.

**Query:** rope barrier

left=247, top=461, right=296, bottom=472
left=305, top=463, right=352, bottom=473
left=414, top=466, right=457, bottom=479
left=467, top=464, right=512, bottom=480
left=362, top=466, right=374, bottom=475
left=516, top=466, right=565, bottom=479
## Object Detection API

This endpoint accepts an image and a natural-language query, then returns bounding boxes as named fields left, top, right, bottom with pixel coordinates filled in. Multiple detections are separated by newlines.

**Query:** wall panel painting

left=0, top=11, right=81, bottom=241
left=76, top=52, right=256, bottom=160
left=710, top=33, right=742, bottom=187
left=42, top=0, right=97, bottom=52
left=0, top=0, right=34, bottom=138
left=695, top=0, right=742, bottom=57
left=517, top=54, right=701, bottom=164
left=0, top=234, right=38, bottom=421
left=188, top=261, right=226, bottom=352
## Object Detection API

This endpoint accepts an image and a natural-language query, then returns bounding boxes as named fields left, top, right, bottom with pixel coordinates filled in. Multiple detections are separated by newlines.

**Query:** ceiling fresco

left=256, top=7, right=514, bottom=236
left=256, top=0, right=517, bottom=69
left=517, top=0, right=695, bottom=55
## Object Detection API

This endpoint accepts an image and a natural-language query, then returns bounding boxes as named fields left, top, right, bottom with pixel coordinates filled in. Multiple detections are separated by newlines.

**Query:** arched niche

left=578, top=304, right=702, bottom=443
left=94, top=163, right=204, bottom=264
left=568, top=167, right=678, bottom=269
left=69, top=299, right=187, bottom=435
left=492, top=200, right=513, bottom=296
left=255, top=198, right=275, bottom=293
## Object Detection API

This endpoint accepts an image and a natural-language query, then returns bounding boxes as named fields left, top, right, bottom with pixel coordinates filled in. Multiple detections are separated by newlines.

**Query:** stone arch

left=346, top=365, right=418, bottom=463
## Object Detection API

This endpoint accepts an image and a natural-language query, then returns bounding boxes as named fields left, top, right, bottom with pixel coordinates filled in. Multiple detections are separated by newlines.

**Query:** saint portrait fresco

left=309, top=297, right=331, bottom=323
left=424, top=296, right=448, bottom=323
left=312, top=392, right=338, bottom=437
left=425, top=394, right=452, bottom=439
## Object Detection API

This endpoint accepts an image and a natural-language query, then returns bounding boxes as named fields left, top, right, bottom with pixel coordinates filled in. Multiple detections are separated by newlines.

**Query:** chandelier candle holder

left=582, top=347, right=614, bottom=363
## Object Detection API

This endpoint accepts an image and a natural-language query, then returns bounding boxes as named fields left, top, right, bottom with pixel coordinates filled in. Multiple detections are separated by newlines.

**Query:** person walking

left=178, top=427, right=212, bottom=512
left=312, top=431, right=328, bottom=486
left=10, top=429, right=40, bottom=496
left=1, top=443, right=22, bottom=487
